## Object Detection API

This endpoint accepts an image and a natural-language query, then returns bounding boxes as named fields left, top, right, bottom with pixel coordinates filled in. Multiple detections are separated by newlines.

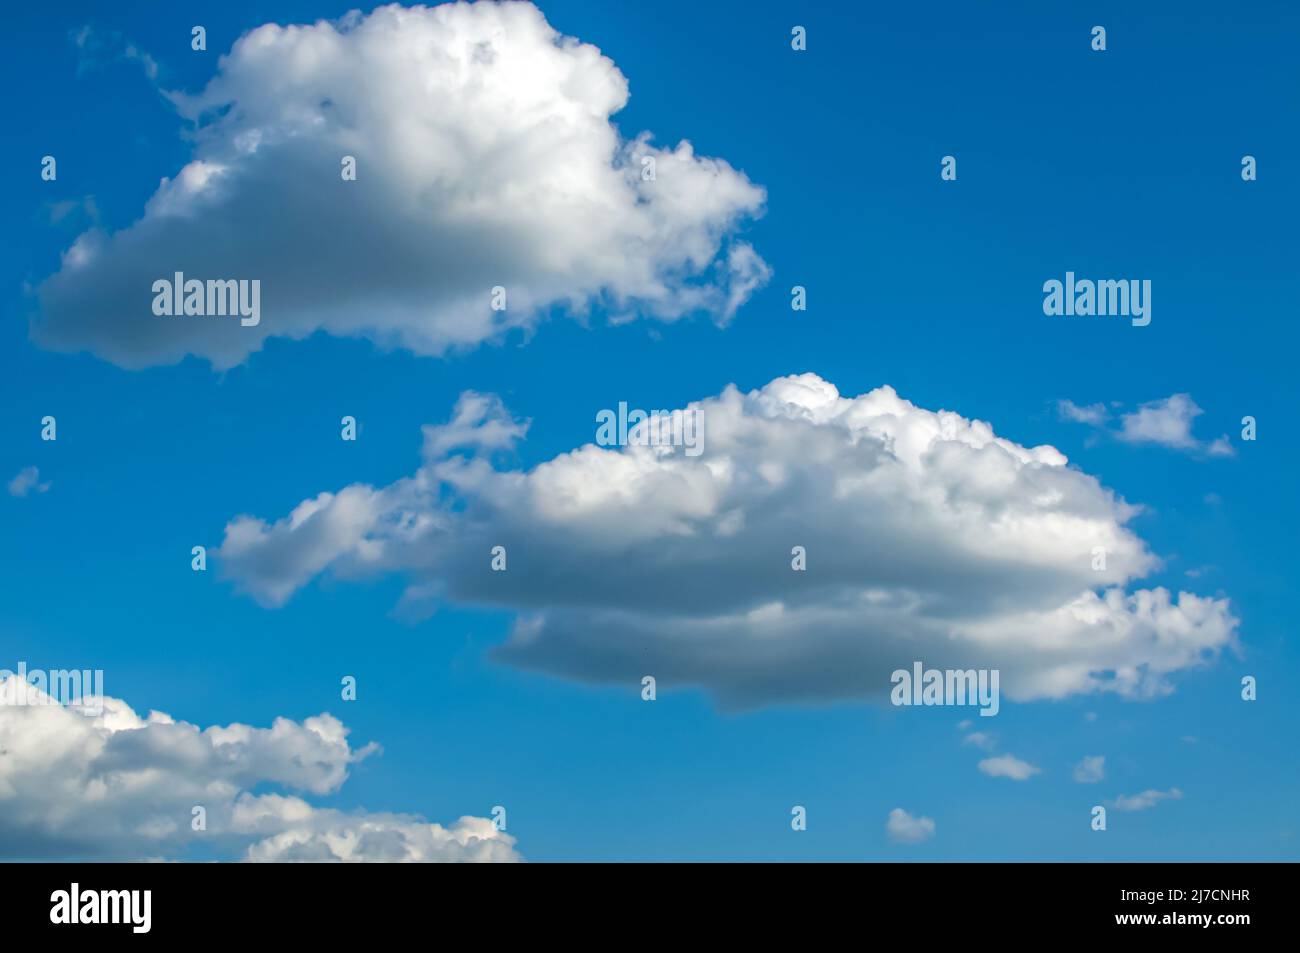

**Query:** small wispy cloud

left=1110, top=787, right=1183, bottom=812
left=70, top=25, right=159, bottom=81
left=45, top=197, right=100, bottom=227
left=1118, top=395, right=1233, bottom=456
left=1057, top=399, right=1110, bottom=426
left=1072, top=755, right=1106, bottom=783
left=1058, top=393, right=1233, bottom=458
left=957, top=720, right=997, bottom=751
left=7, top=467, right=50, bottom=498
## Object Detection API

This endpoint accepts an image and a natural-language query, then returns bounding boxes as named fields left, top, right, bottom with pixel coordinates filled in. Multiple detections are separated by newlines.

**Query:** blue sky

left=1, top=0, right=1297, bottom=860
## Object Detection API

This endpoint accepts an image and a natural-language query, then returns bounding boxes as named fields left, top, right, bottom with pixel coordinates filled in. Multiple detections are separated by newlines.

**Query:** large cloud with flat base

left=0, top=678, right=519, bottom=861
left=31, top=1, right=767, bottom=370
left=217, top=373, right=1239, bottom=710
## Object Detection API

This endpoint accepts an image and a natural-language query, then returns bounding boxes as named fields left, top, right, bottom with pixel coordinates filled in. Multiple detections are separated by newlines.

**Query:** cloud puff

left=33, top=2, right=768, bottom=370
left=977, top=754, right=1041, bottom=781
left=1109, top=787, right=1183, bottom=812
left=423, top=391, right=531, bottom=458
left=1056, top=399, right=1109, bottom=427
left=215, top=372, right=1239, bottom=710
left=7, top=467, right=50, bottom=498
left=1060, top=394, right=1233, bottom=457
left=1072, top=755, right=1106, bottom=783
left=886, top=808, right=935, bottom=844
left=0, top=677, right=519, bottom=862
left=1118, top=395, right=1233, bottom=456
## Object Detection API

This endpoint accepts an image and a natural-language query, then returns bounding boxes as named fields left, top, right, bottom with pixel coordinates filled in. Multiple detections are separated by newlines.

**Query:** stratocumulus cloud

left=32, top=2, right=768, bottom=370
left=216, top=373, right=1239, bottom=710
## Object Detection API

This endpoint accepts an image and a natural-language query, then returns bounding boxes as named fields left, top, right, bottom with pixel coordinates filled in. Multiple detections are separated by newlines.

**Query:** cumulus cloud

left=0, top=677, right=519, bottom=862
left=215, top=372, right=1239, bottom=710
left=32, top=2, right=767, bottom=370
left=977, top=754, right=1041, bottom=781
left=1110, top=787, right=1183, bottom=812
left=886, top=808, right=935, bottom=844
left=1060, top=393, right=1233, bottom=457
left=1072, top=755, right=1105, bottom=783
left=7, top=466, right=50, bottom=498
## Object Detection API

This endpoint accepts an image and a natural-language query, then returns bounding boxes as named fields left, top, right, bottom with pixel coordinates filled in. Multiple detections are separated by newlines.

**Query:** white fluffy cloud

left=978, top=754, right=1041, bottom=781
left=216, top=372, right=1239, bottom=710
left=33, top=2, right=768, bottom=370
left=0, top=677, right=519, bottom=862
left=886, top=808, right=935, bottom=844
left=233, top=797, right=514, bottom=862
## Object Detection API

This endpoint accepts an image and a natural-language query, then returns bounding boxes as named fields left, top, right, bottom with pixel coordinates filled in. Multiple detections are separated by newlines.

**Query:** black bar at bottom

left=0, top=861, right=1285, bottom=939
